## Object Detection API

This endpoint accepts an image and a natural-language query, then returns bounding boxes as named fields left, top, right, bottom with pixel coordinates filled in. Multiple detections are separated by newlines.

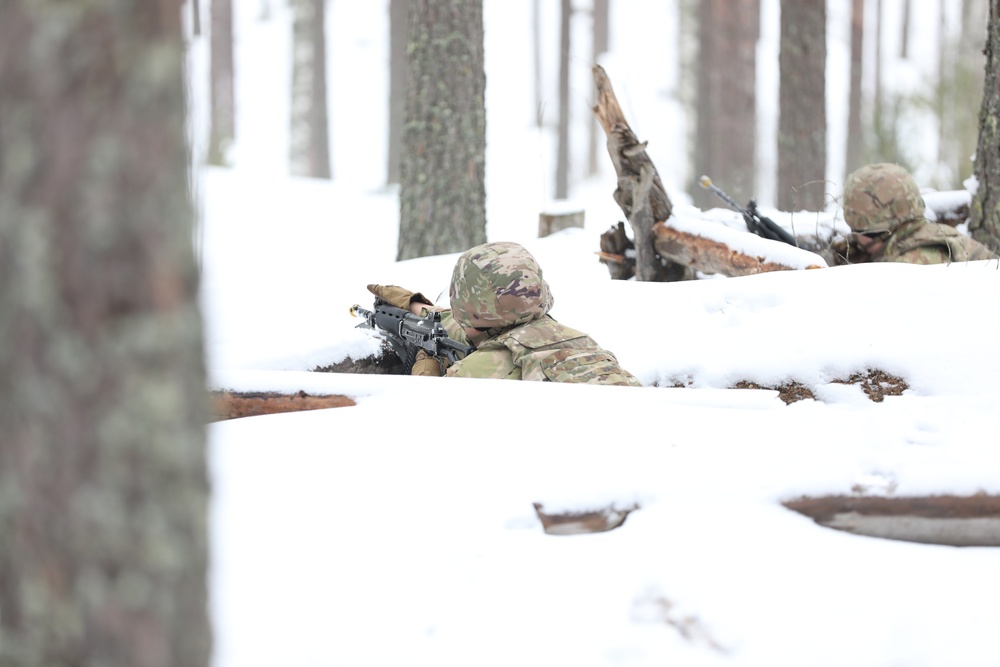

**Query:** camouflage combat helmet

left=843, top=163, right=926, bottom=234
left=449, top=241, right=554, bottom=330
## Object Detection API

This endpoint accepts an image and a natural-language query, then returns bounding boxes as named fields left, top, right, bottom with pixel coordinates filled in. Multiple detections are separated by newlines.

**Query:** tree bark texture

left=970, top=0, right=1000, bottom=252
left=387, top=0, right=409, bottom=185
left=398, top=0, right=487, bottom=260
left=290, top=0, right=332, bottom=179
left=208, top=0, right=235, bottom=165
left=845, top=0, right=865, bottom=178
left=593, top=65, right=691, bottom=282
left=693, top=0, right=759, bottom=211
left=777, top=0, right=827, bottom=211
left=0, top=3, right=211, bottom=666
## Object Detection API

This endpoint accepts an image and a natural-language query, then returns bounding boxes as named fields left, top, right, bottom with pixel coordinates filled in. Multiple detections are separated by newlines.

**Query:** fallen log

left=653, top=223, right=825, bottom=276
left=784, top=494, right=1000, bottom=547
left=593, top=66, right=827, bottom=280
left=211, top=390, right=356, bottom=421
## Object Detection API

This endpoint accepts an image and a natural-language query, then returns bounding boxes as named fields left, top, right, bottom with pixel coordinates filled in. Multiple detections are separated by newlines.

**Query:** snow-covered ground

left=193, top=2, right=1000, bottom=665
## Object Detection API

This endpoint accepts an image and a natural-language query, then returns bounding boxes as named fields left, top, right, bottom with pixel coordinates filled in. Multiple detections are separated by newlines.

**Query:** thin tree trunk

left=290, top=0, right=332, bottom=179
left=208, top=0, right=235, bottom=165
left=845, top=0, right=865, bottom=177
left=533, top=0, right=544, bottom=127
left=587, top=0, right=610, bottom=176
left=555, top=0, right=571, bottom=199
left=777, top=0, right=827, bottom=211
left=0, top=2, right=211, bottom=665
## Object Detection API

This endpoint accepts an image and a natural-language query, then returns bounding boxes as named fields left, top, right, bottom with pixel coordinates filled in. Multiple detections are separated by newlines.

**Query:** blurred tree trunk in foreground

left=693, top=0, right=759, bottom=211
left=0, top=2, right=211, bottom=666
left=208, top=0, right=235, bottom=165
left=387, top=0, right=409, bottom=185
left=290, top=0, right=332, bottom=179
left=777, top=0, right=827, bottom=211
left=970, top=0, right=1000, bottom=252
left=398, top=0, right=486, bottom=260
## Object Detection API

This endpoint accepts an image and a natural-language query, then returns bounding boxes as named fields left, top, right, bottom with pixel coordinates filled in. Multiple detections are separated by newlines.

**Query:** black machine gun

left=699, top=175, right=798, bottom=247
left=350, top=299, right=474, bottom=373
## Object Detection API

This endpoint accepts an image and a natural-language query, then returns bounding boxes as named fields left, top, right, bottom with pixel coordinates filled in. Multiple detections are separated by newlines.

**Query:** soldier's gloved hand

left=366, top=284, right=433, bottom=312
left=411, top=349, right=448, bottom=377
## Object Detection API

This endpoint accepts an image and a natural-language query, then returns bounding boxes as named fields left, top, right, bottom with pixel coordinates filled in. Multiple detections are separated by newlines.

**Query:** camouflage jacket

left=440, top=312, right=641, bottom=386
left=878, top=220, right=995, bottom=264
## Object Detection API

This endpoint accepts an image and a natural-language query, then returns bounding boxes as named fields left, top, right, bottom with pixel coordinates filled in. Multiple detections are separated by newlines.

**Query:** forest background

left=196, top=0, right=993, bottom=256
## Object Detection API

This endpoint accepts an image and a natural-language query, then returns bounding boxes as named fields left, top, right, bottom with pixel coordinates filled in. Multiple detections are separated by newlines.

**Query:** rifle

left=350, top=298, right=474, bottom=373
left=699, top=175, right=798, bottom=247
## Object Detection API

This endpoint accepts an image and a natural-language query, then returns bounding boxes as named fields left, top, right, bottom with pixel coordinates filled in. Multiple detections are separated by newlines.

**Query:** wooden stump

left=539, top=209, right=585, bottom=237
left=592, top=65, right=691, bottom=282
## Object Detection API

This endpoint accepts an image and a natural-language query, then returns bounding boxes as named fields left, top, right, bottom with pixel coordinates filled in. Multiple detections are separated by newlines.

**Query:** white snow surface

left=194, top=3, right=1000, bottom=666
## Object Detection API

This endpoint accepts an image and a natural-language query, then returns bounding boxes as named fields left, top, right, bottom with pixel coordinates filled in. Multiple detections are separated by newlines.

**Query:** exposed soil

left=732, top=369, right=908, bottom=404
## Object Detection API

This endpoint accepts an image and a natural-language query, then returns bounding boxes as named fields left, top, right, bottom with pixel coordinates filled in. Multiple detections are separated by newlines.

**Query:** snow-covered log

left=654, top=209, right=828, bottom=276
left=784, top=494, right=1000, bottom=547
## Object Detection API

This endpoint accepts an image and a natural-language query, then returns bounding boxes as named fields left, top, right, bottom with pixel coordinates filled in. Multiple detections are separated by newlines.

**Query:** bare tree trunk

left=0, top=2, right=211, bottom=665
left=533, top=0, right=544, bottom=127
left=777, top=0, right=827, bottom=211
left=970, top=0, right=1000, bottom=252
left=290, top=0, right=332, bottom=179
left=208, top=0, right=235, bottom=165
left=587, top=0, right=610, bottom=177
left=693, top=0, right=759, bottom=211
left=387, top=0, right=408, bottom=185
left=900, top=0, right=911, bottom=58
left=845, top=0, right=866, bottom=177
left=555, top=0, right=571, bottom=199
left=193, top=0, right=202, bottom=36
left=398, top=0, right=486, bottom=260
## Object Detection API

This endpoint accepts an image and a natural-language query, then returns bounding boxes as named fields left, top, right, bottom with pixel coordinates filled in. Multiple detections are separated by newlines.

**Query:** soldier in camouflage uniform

left=368, top=241, right=642, bottom=386
left=842, top=163, right=995, bottom=264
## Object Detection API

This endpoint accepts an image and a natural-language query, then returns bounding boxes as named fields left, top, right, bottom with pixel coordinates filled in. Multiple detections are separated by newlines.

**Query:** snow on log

left=533, top=501, right=639, bottom=535
left=923, top=189, right=972, bottom=226
left=654, top=210, right=828, bottom=277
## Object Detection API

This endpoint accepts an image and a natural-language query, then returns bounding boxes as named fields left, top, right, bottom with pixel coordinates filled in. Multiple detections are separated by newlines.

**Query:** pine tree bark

left=970, top=0, right=1000, bottom=252
left=0, top=2, right=211, bottom=665
left=693, top=0, right=759, bottom=211
left=387, top=0, right=409, bottom=185
left=777, top=0, right=827, bottom=211
left=290, top=0, right=332, bottom=179
left=398, top=0, right=487, bottom=260
left=208, top=0, right=235, bottom=165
